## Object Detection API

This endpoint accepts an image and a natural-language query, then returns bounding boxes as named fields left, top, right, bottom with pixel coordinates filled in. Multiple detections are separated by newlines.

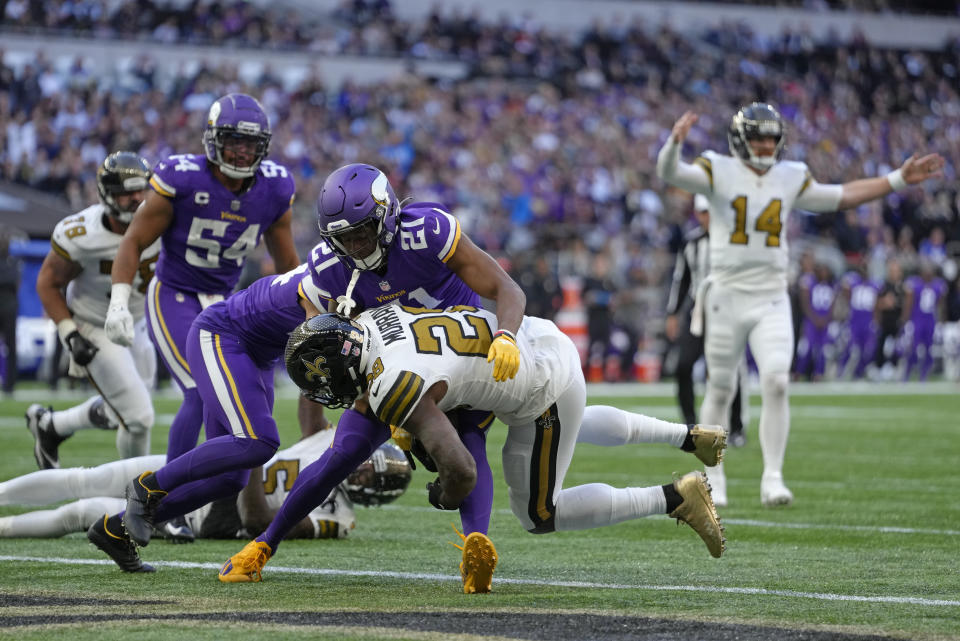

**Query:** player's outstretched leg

left=669, top=471, right=725, bottom=558
left=122, top=471, right=167, bottom=546
left=682, top=425, right=727, bottom=467
left=87, top=514, right=155, bottom=573
left=25, top=405, right=66, bottom=470
left=219, top=539, right=272, bottom=583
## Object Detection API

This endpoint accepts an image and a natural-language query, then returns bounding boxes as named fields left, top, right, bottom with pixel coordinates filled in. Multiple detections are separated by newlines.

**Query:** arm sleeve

left=794, top=178, right=843, bottom=212
left=655, top=140, right=713, bottom=194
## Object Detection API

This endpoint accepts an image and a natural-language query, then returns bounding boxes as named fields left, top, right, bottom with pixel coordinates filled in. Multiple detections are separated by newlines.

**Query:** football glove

left=486, top=329, right=519, bottom=382
left=104, top=283, right=135, bottom=346
left=390, top=425, right=412, bottom=451
left=66, top=331, right=98, bottom=366
left=426, top=478, right=458, bottom=510
left=57, top=319, right=98, bottom=366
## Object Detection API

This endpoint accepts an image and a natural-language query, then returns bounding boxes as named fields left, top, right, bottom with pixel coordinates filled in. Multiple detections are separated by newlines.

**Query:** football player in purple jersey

left=838, top=260, right=881, bottom=379
left=103, top=93, right=300, bottom=461
left=222, top=163, right=527, bottom=592
left=794, top=263, right=837, bottom=381
left=901, top=260, right=947, bottom=381
left=88, top=262, right=329, bottom=571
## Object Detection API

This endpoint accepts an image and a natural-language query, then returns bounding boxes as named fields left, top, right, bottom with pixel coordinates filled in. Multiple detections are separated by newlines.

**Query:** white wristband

left=57, top=318, right=78, bottom=344
left=887, top=168, right=907, bottom=192
left=109, top=282, right=132, bottom=309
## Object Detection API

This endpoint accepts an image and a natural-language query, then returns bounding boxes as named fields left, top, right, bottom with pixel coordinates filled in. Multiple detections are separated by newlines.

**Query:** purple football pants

left=150, top=323, right=279, bottom=523
left=144, top=278, right=205, bottom=460
left=904, top=321, right=936, bottom=381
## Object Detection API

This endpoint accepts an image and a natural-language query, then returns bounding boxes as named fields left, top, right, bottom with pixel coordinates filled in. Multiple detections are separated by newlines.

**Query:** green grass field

left=1, top=383, right=958, bottom=640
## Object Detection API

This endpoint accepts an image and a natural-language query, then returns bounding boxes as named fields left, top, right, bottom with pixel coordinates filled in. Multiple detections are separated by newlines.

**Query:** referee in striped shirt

left=665, top=195, right=747, bottom=446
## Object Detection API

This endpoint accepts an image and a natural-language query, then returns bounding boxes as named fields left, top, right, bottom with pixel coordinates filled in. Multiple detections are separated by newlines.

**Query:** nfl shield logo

left=379, top=280, right=391, bottom=291
left=231, top=200, right=241, bottom=211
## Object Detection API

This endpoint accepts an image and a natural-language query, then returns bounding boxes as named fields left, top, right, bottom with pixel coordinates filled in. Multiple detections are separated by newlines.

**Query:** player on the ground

left=794, top=262, right=837, bottom=381
left=269, top=162, right=528, bottom=592
left=901, top=260, right=947, bottom=381
left=27, top=152, right=159, bottom=469
left=2, top=434, right=409, bottom=569
left=103, top=93, right=300, bottom=462
left=656, top=103, right=944, bottom=507
left=220, top=306, right=727, bottom=591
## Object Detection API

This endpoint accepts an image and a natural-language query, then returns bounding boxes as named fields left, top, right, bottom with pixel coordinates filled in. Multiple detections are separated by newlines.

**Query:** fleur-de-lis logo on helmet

left=302, top=354, right=331, bottom=383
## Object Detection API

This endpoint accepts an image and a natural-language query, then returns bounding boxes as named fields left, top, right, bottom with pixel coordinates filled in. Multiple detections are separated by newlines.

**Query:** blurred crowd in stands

left=2, top=0, right=960, bottom=383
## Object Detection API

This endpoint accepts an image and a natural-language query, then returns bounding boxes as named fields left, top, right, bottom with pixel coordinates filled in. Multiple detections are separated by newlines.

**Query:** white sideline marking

left=0, top=555, right=957, bottom=608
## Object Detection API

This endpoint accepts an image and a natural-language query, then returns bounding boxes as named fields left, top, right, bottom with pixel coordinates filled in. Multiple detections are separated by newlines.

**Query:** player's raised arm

left=837, top=152, right=945, bottom=210
left=105, top=191, right=172, bottom=346
left=655, top=111, right=713, bottom=195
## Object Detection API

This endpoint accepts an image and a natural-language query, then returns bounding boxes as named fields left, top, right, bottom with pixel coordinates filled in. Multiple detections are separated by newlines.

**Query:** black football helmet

left=285, top=314, right=367, bottom=408
left=96, top=152, right=152, bottom=224
left=344, top=442, right=412, bottom=506
left=727, top=102, right=786, bottom=170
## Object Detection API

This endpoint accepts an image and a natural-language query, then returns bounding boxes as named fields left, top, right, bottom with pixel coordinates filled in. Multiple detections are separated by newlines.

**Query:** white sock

left=554, top=483, right=666, bottom=531
left=0, top=469, right=78, bottom=506
left=50, top=396, right=103, bottom=437
left=0, top=455, right=163, bottom=506
left=578, top=405, right=687, bottom=447
left=0, top=497, right=122, bottom=538
left=759, top=372, right=790, bottom=479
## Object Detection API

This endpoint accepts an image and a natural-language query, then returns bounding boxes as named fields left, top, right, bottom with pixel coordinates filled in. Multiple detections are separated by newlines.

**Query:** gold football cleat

left=451, top=526, right=498, bottom=594
left=219, top=540, right=273, bottom=583
left=688, top=424, right=727, bottom=467
left=669, top=471, right=726, bottom=558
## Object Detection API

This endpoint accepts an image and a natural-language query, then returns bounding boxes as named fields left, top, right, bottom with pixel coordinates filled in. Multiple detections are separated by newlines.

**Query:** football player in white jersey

left=27, top=152, right=160, bottom=468
left=656, top=103, right=945, bottom=507
left=0, top=426, right=408, bottom=556
left=247, top=307, right=726, bottom=591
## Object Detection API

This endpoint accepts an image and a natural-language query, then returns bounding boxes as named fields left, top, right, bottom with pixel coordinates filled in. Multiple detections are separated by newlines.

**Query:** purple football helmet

left=202, top=93, right=271, bottom=179
left=316, top=163, right=399, bottom=270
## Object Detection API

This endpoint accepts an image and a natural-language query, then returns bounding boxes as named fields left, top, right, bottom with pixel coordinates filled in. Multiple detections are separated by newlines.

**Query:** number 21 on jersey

left=729, top=196, right=782, bottom=247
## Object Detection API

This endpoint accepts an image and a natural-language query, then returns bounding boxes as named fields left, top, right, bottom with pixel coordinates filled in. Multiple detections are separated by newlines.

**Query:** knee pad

left=705, top=381, right=735, bottom=407
left=761, top=372, right=789, bottom=400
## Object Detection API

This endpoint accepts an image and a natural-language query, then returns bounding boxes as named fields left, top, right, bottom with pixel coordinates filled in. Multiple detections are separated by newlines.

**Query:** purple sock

left=155, top=435, right=277, bottom=489
left=166, top=388, right=204, bottom=461
left=259, top=408, right=389, bottom=551
left=458, top=425, right=492, bottom=535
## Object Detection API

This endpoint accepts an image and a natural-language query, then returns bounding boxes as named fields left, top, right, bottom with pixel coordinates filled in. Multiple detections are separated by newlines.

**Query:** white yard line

left=0, top=555, right=957, bottom=607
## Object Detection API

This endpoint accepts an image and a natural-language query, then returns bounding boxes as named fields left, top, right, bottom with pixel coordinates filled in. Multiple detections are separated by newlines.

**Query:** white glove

left=104, top=283, right=135, bottom=346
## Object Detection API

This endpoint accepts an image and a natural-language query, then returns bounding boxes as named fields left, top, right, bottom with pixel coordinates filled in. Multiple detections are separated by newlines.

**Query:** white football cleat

left=761, top=473, right=793, bottom=508
left=704, top=463, right=727, bottom=508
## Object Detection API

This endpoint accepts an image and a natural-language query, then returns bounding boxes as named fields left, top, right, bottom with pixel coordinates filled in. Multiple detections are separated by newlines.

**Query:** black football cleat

left=87, top=514, right=155, bottom=573
left=25, top=404, right=67, bottom=470
left=123, top=472, right=167, bottom=547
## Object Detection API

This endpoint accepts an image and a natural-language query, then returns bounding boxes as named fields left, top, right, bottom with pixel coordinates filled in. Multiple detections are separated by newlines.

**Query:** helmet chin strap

left=336, top=268, right=362, bottom=316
